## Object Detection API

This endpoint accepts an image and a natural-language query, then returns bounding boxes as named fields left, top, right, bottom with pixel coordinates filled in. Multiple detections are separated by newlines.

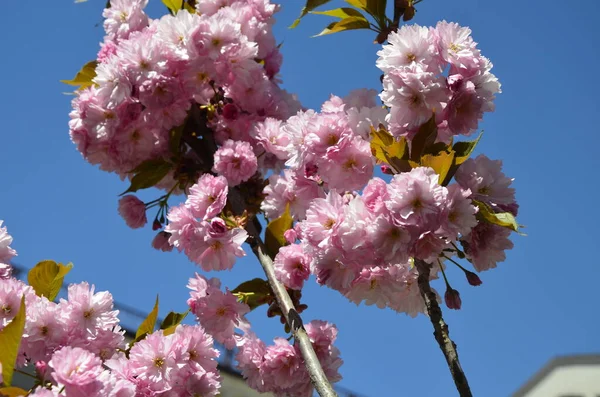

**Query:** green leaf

left=135, top=296, right=159, bottom=341
left=370, top=126, right=410, bottom=172
left=232, top=278, right=272, bottom=311
left=473, top=200, right=520, bottom=232
left=162, top=0, right=183, bottom=14
left=310, top=7, right=365, bottom=19
left=27, top=260, right=73, bottom=301
left=265, top=204, right=293, bottom=259
left=160, top=310, right=189, bottom=336
left=410, top=113, right=438, bottom=162
left=290, top=0, right=334, bottom=28
left=60, top=61, right=98, bottom=91
left=0, top=297, right=26, bottom=386
left=121, top=159, right=172, bottom=195
left=0, top=387, right=29, bottom=397
left=453, top=131, right=483, bottom=165
left=313, top=16, right=371, bottom=36
left=345, top=0, right=387, bottom=25
left=420, top=150, right=455, bottom=183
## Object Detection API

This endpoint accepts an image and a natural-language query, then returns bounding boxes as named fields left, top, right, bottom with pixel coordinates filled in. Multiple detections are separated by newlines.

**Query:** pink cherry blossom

left=185, top=173, right=229, bottom=219
left=0, top=220, right=17, bottom=264
left=212, top=139, right=258, bottom=186
left=118, top=195, right=147, bottom=229
left=273, top=244, right=311, bottom=290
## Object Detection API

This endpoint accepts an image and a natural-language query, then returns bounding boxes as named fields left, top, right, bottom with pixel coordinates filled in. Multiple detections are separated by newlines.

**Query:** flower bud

left=152, top=219, right=162, bottom=230
left=444, top=287, right=462, bottom=310
left=222, top=103, right=238, bottom=120
left=152, top=231, right=173, bottom=252
left=381, top=164, right=394, bottom=175
left=465, top=271, right=482, bottom=286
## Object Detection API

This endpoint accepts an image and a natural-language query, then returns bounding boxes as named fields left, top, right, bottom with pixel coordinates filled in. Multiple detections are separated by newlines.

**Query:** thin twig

left=414, top=259, right=473, bottom=397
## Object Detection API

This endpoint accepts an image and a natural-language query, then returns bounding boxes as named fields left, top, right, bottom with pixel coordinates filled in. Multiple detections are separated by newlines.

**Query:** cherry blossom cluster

left=26, top=324, right=221, bottom=397
left=0, top=277, right=124, bottom=365
left=187, top=272, right=250, bottom=349
left=269, top=154, right=516, bottom=315
left=69, top=0, right=298, bottom=182
left=236, top=320, right=342, bottom=396
left=377, top=21, right=501, bottom=141
left=261, top=90, right=386, bottom=221
left=0, top=225, right=223, bottom=396
left=165, top=174, right=248, bottom=271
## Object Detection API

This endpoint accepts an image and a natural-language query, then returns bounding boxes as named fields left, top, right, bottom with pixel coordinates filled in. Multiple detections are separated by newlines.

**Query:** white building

left=513, top=355, right=600, bottom=397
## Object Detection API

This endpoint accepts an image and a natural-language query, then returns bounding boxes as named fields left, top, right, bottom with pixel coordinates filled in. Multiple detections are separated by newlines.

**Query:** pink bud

left=444, top=287, right=462, bottom=310
left=381, top=164, right=394, bottom=175
left=222, top=103, right=238, bottom=120
left=465, top=271, right=482, bottom=286
left=284, top=228, right=297, bottom=244
left=447, top=74, right=465, bottom=92
left=208, top=218, right=228, bottom=237
left=35, top=360, right=49, bottom=380
left=152, top=231, right=173, bottom=252
left=152, top=219, right=162, bottom=230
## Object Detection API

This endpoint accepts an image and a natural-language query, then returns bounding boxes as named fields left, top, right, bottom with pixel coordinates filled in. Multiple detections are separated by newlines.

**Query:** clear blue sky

left=1, top=1, right=599, bottom=396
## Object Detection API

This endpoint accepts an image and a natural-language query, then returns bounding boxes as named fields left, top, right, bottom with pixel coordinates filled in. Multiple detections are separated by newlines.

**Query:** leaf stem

left=414, top=259, right=473, bottom=397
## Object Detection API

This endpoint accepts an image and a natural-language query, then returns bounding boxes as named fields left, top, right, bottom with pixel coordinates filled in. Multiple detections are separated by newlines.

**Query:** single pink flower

left=118, top=195, right=147, bottom=229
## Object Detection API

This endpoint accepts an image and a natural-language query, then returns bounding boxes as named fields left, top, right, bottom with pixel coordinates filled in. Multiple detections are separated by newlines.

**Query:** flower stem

left=414, top=259, right=473, bottom=397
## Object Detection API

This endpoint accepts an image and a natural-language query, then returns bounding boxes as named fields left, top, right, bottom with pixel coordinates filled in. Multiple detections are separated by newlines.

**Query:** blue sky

left=1, top=0, right=599, bottom=396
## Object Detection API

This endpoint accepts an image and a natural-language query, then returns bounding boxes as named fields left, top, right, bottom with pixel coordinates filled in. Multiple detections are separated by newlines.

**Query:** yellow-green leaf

left=290, top=0, right=334, bottom=28
left=345, top=0, right=387, bottom=25
left=162, top=0, right=182, bottom=14
left=473, top=200, right=520, bottom=232
left=453, top=131, right=483, bottom=165
left=0, top=297, right=26, bottom=386
left=60, top=61, right=98, bottom=91
left=420, top=150, right=455, bottom=184
left=0, top=387, right=29, bottom=397
left=232, top=278, right=272, bottom=311
left=160, top=310, right=189, bottom=336
left=310, top=7, right=365, bottom=19
left=313, top=16, right=370, bottom=36
left=135, top=296, right=159, bottom=340
left=265, top=204, right=293, bottom=259
left=27, top=260, right=73, bottom=301
left=370, top=126, right=408, bottom=162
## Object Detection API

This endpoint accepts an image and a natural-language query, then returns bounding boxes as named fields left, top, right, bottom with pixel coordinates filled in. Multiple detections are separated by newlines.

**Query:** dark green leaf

left=410, top=113, right=438, bottom=162
left=27, top=260, right=73, bottom=301
left=453, top=131, right=483, bottom=165
left=232, top=278, right=272, bottom=311
left=60, top=61, right=98, bottom=91
left=122, top=160, right=172, bottom=195
left=169, top=124, right=185, bottom=156
left=313, top=16, right=371, bottom=36
left=290, top=0, right=334, bottom=28
left=264, top=204, right=293, bottom=259
left=473, top=200, right=520, bottom=232
left=160, top=310, right=189, bottom=336
left=135, top=296, right=159, bottom=341
left=0, top=297, right=26, bottom=386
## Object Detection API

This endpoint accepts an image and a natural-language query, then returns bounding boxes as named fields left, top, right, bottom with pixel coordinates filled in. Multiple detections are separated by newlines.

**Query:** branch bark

left=245, top=222, right=338, bottom=397
left=414, top=259, right=473, bottom=397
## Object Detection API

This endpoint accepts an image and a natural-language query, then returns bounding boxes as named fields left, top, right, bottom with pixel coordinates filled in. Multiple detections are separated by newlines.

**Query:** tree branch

left=245, top=222, right=338, bottom=397
left=414, top=259, right=472, bottom=397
